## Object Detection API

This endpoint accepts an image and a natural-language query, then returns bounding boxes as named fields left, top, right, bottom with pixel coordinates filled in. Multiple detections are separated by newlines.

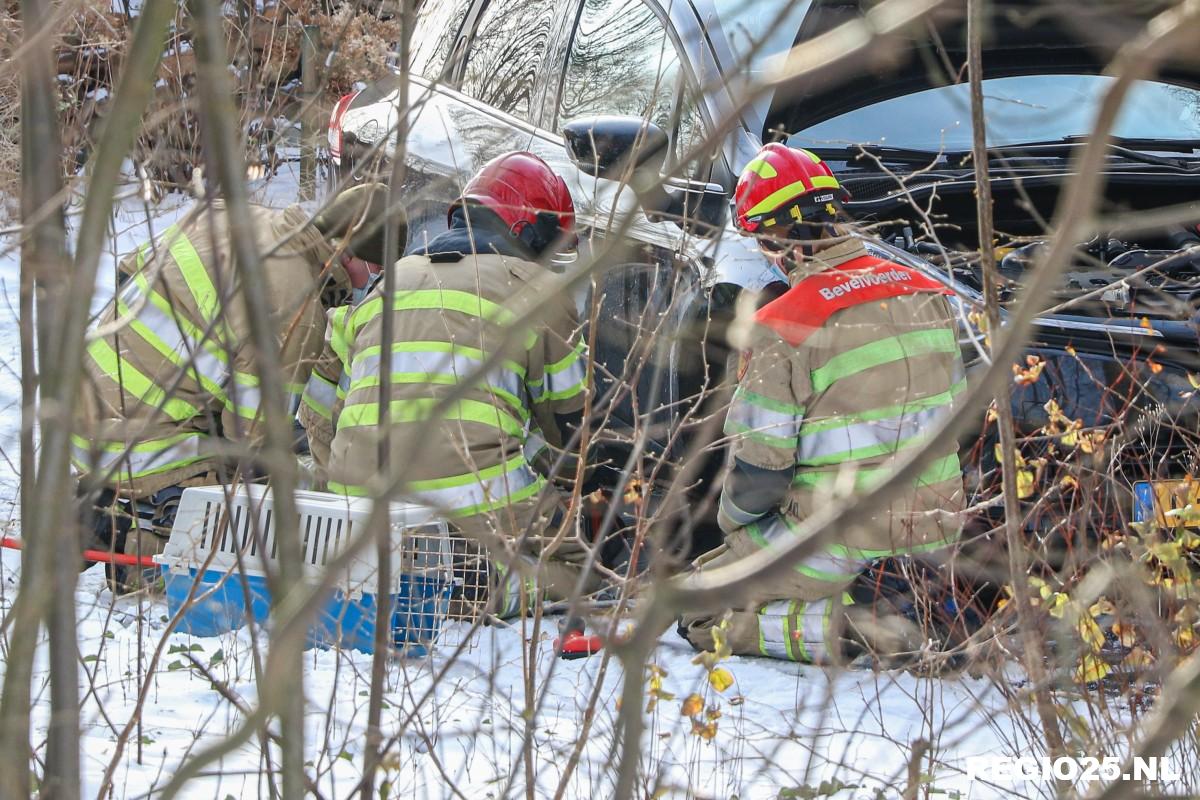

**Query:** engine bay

left=844, top=169, right=1200, bottom=319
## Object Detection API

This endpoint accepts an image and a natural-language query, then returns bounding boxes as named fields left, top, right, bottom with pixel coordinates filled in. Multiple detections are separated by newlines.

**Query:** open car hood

left=767, top=0, right=1200, bottom=136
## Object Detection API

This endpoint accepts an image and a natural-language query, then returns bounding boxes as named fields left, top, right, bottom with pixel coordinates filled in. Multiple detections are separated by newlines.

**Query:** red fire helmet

left=450, top=151, right=575, bottom=243
left=734, top=143, right=850, bottom=234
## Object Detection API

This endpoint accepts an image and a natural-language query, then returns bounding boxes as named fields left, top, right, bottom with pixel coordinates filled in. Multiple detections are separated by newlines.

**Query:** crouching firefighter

left=73, top=183, right=402, bottom=589
left=318, top=152, right=594, bottom=619
left=679, top=143, right=966, bottom=665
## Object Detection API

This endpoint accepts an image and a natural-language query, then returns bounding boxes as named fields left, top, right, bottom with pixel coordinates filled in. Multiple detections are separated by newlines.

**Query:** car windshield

left=706, top=0, right=812, bottom=124
left=788, top=74, right=1200, bottom=152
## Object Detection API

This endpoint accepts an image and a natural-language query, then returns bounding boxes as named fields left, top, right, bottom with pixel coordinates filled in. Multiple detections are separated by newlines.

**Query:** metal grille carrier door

left=156, top=485, right=453, bottom=656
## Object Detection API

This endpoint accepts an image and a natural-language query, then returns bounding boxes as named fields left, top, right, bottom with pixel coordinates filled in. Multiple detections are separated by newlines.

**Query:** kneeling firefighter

left=73, top=184, right=404, bottom=587
left=680, top=143, right=966, bottom=665
left=316, top=152, right=595, bottom=619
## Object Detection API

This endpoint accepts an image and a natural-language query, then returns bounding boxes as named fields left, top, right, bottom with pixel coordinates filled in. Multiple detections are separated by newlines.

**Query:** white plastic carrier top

left=156, top=484, right=452, bottom=601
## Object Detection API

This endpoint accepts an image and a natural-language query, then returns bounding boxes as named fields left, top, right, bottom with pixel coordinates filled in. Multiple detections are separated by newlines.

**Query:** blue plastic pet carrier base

left=157, top=486, right=453, bottom=656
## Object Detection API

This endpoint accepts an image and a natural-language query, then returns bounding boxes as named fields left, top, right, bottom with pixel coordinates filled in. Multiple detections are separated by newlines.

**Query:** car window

left=789, top=75, right=1200, bottom=152
left=1011, top=351, right=1112, bottom=432
left=409, top=0, right=473, bottom=80
left=558, top=0, right=688, bottom=144
left=459, top=0, right=558, bottom=121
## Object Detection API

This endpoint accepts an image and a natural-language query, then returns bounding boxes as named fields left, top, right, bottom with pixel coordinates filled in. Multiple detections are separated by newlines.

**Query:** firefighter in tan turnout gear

left=680, top=143, right=966, bottom=664
left=313, top=152, right=591, bottom=618
left=74, top=184, right=404, bottom=585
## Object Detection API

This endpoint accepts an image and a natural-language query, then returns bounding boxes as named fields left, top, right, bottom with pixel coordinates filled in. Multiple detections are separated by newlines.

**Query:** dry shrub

left=0, top=0, right=128, bottom=207
left=0, top=1, right=400, bottom=202
left=0, top=7, right=19, bottom=218
left=316, top=5, right=401, bottom=99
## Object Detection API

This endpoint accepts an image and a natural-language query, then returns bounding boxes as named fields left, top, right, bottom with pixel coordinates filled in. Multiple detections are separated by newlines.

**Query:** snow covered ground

left=0, top=170, right=1061, bottom=799
left=1, top=545, right=1037, bottom=799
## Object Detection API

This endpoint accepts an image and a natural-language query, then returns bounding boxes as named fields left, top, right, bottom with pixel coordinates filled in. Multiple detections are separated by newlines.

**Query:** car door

left=520, top=0, right=733, bottom=505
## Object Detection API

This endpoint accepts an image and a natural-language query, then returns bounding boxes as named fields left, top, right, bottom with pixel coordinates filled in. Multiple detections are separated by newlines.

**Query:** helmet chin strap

left=512, top=211, right=566, bottom=256
left=786, top=221, right=838, bottom=264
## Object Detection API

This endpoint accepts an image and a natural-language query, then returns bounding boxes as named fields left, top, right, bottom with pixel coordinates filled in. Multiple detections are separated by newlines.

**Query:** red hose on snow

left=1, top=536, right=158, bottom=568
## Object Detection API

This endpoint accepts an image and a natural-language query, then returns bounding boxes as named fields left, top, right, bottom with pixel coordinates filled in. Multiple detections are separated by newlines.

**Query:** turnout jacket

left=320, top=234, right=589, bottom=521
left=74, top=202, right=336, bottom=496
left=719, top=238, right=966, bottom=591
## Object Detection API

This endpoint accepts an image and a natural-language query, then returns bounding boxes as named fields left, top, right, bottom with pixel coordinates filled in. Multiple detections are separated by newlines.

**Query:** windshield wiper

left=980, top=136, right=1200, bottom=172
left=808, top=138, right=1200, bottom=173
left=806, top=145, right=966, bottom=168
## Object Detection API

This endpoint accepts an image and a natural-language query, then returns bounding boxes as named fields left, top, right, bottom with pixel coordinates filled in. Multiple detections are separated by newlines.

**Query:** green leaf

left=338, top=749, right=354, bottom=762
left=82, top=655, right=99, bottom=663
left=166, top=660, right=184, bottom=672
left=208, top=649, right=224, bottom=666
left=103, top=631, right=115, bottom=639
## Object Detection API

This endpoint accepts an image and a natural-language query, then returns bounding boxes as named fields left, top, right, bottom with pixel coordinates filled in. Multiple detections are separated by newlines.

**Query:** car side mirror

left=562, top=116, right=669, bottom=180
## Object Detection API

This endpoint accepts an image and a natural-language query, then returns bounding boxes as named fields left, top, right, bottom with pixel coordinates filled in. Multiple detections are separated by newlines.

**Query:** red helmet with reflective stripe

left=450, top=151, right=575, bottom=248
left=734, top=143, right=850, bottom=234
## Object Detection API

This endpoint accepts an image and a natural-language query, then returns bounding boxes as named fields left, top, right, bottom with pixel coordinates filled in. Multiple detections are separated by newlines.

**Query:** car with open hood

left=330, top=0, right=1200, bottom=554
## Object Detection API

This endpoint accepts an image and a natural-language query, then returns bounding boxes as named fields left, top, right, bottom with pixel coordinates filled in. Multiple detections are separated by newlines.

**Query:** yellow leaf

left=1077, top=615, right=1106, bottom=651
left=707, top=618, right=732, bottom=662
left=1189, top=373, right=1200, bottom=390
left=681, top=693, right=703, bottom=717
left=707, top=668, right=734, bottom=693
left=1045, top=591, right=1068, bottom=619
left=1012, top=357, right=1045, bottom=385
left=690, top=718, right=719, bottom=741
left=1124, top=646, right=1154, bottom=669
left=1066, top=345, right=1077, bottom=356
left=1140, top=316, right=1153, bottom=330
left=1017, top=469, right=1035, bottom=499
left=1088, top=598, right=1116, bottom=617
left=1150, top=541, right=1184, bottom=564
left=1110, top=622, right=1137, bottom=648
left=1060, top=475, right=1079, bottom=490
left=1176, top=627, right=1196, bottom=650
left=1075, top=654, right=1112, bottom=683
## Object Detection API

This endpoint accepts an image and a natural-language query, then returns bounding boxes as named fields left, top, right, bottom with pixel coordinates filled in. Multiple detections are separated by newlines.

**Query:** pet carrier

left=155, top=485, right=453, bottom=656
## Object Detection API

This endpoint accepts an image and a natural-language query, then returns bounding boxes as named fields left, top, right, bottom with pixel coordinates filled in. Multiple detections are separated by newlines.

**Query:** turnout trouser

left=678, top=519, right=863, bottom=665
left=680, top=520, right=964, bottom=665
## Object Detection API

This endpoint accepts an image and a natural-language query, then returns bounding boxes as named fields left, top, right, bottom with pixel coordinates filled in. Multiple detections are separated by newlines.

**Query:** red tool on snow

left=554, top=616, right=603, bottom=660
left=0, top=536, right=157, bottom=568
